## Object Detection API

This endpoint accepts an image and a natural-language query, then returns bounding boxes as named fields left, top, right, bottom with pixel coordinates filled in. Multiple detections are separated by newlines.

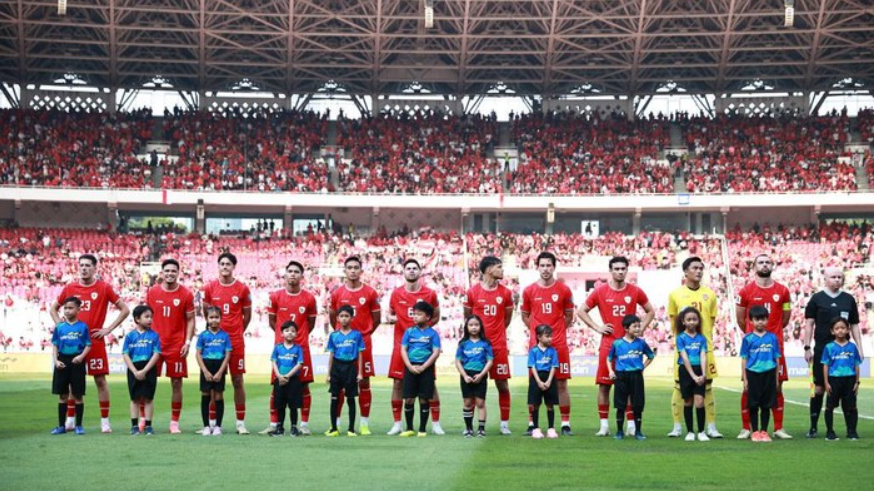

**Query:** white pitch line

left=715, top=385, right=874, bottom=421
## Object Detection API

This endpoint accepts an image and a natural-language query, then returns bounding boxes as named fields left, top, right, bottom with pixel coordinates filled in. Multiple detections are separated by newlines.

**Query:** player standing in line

left=521, top=252, right=575, bottom=435
left=50, top=297, right=91, bottom=435
left=261, top=260, right=318, bottom=436
left=122, top=305, right=161, bottom=436
left=577, top=256, right=654, bottom=437
left=202, top=252, right=252, bottom=434
left=329, top=256, right=381, bottom=435
left=50, top=254, right=130, bottom=433
left=821, top=318, right=862, bottom=441
left=803, top=267, right=865, bottom=438
left=145, top=258, right=195, bottom=434
left=388, top=259, right=443, bottom=435
left=464, top=256, right=515, bottom=435
left=735, top=254, right=792, bottom=439
left=666, top=257, right=723, bottom=439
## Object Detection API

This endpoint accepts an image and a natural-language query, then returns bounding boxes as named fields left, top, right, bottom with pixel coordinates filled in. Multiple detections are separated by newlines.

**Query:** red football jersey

left=202, top=279, right=252, bottom=341
left=145, top=284, right=195, bottom=350
left=56, top=280, right=121, bottom=335
left=584, top=283, right=649, bottom=343
left=389, top=285, right=440, bottom=345
left=736, top=281, right=791, bottom=341
left=267, top=288, right=318, bottom=345
left=330, top=284, right=381, bottom=336
left=464, top=283, right=514, bottom=351
left=521, top=281, right=575, bottom=348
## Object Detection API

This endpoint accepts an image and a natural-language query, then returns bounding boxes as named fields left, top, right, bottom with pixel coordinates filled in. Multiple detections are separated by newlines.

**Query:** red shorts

left=229, top=342, right=246, bottom=375
left=388, top=346, right=405, bottom=380
left=596, top=344, right=614, bottom=386
left=360, top=341, right=375, bottom=379
left=777, top=355, right=788, bottom=382
left=554, top=344, right=571, bottom=380
left=158, top=350, right=188, bottom=378
left=488, top=347, right=511, bottom=380
left=85, top=340, right=109, bottom=376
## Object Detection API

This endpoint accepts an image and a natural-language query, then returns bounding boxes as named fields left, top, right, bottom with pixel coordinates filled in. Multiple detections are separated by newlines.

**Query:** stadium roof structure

left=0, top=0, right=872, bottom=96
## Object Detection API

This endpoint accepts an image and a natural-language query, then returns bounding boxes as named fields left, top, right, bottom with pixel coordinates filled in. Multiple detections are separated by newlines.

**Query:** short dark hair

left=479, top=256, right=502, bottom=274
left=344, top=256, right=362, bottom=267
left=78, top=254, right=98, bottom=266
left=161, top=258, right=180, bottom=270
left=337, top=305, right=355, bottom=317
left=204, top=306, right=222, bottom=318
left=62, top=296, right=82, bottom=307
left=828, top=316, right=850, bottom=331
left=403, top=258, right=421, bottom=269
left=748, top=305, right=769, bottom=320
left=536, top=252, right=557, bottom=267
left=133, top=305, right=153, bottom=320
left=682, top=256, right=704, bottom=271
left=609, top=256, right=629, bottom=269
left=535, top=324, right=553, bottom=337
left=281, top=320, right=298, bottom=332
left=412, top=301, right=434, bottom=319
left=286, top=260, right=304, bottom=273
left=622, top=314, right=641, bottom=328
left=218, top=252, right=237, bottom=265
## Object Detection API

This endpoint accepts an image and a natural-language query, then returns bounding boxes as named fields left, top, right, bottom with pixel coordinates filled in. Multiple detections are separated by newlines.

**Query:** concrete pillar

left=632, top=209, right=642, bottom=235
left=694, top=213, right=703, bottom=235
left=545, top=203, right=555, bottom=235
left=195, top=199, right=205, bottom=234
left=107, top=203, right=118, bottom=232
left=482, top=213, right=491, bottom=233
left=371, top=207, right=380, bottom=234
left=283, top=205, right=293, bottom=234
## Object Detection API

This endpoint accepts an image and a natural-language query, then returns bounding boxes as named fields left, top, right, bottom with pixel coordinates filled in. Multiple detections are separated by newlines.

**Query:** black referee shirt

left=804, top=290, right=859, bottom=348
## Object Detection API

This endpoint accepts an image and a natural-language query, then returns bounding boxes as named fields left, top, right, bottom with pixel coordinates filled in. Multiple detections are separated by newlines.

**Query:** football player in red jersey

left=463, top=256, right=515, bottom=435
left=49, top=254, right=130, bottom=433
left=145, top=258, right=195, bottom=433
left=387, top=258, right=443, bottom=435
left=577, top=256, right=654, bottom=437
left=735, top=254, right=793, bottom=440
left=521, top=252, right=575, bottom=435
left=202, top=252, right=252, bottom=434
left=329, top=256, right=381, bottom=435
left=261, top=260, right=318, bottom=436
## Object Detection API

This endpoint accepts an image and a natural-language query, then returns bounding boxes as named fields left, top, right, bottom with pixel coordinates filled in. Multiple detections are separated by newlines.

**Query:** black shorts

left=200, top=358, right=227, bottom=392
left=403, top=364, right=436, bottom=400
left=678, top=365, right=706, bottom=399
left=528, top=371, right=559, bottom=406
left=273, top=376, right=303, bottom=409
left=127, top=360, right=158, bottom=401
left=460, top=369, right=488, bottom=400
left=52, top=354, right=86, bottom=397
left=330, top=359, right=359, bottom=397
left=812, top=347, right=825, bottom=387
left=746, top=368, right=776, bottom=410
left=614, top=370, right=646, bottom=412
left=826, top=376, right=857, bottom=409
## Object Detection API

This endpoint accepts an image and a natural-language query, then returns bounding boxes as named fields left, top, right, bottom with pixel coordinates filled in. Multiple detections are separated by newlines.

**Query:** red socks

left=67, top=399, right=76, bottom=418
left=598, top=404, right=609, bottom=420
left=301, top=386, right=312, bottom=424
left=625, top=404, right=634, bottom=423
left=774, top=392, right=785, bottom=430
left=139, top=403, right=145, bottom=419
left=741, top=391, right=750, bottom=431
left=209, top=402, right=216, bottom=421
left=99, top=400, right=110, bottom=419
left=235, top=403, right=245, bottom=421
left=430, top=399, right=440, bottom=422
left=171, top=401, right=182, bottom=422
left=269, top=392, right=278, bottom=424
left=359, top=386, right=372, bottom=418
left=391, top=399, right=403, bottom=423
left=498, top=390, right=511, bottom=421
left=560, top=405, right=571, bottom=424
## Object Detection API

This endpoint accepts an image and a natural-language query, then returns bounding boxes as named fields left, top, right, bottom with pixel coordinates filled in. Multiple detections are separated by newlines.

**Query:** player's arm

left=803, top=317, right=816, bottom=363
left=545, top=365, right=556, bottom=387
left=143, top=347, right=161, bottom=374
left=521, top=310, right=531, bottom=329
left=481, top=357, right=494, bottom=380
left=328, top=308, right=337, bottom=330
left=307, top=315, right=316, bottom=335
left=271, top=359, right=283, bottom=380
left=735, top=305, right=747, bottom=333
left=122, top=350, right=135, bottom=373
left=195, top=347, right=210, bottom=377
left=76, top=340, right=91, bottom=363
left=52, top=342, right=63, bottom=368
left=741, top=356, right=748, bottom=391
left=850, top=323, right=865, bottom=358
left=576, top=304, right=610, bottom=335
left=564, top=308, right=575, bottom=329
left=287, top=361, right=303, bottom=379
left=823, top=360, right=831, bottom=394
left=242, top=306, right=252, bottom=332
left=606, top=353, right=616, bottom=379
left=401, top=342, right=414, bottom=371
left=642, top=351, right=654, bottom=370
left=181, top=310, right=195, bottom=357
left=216, top=348, right=231, bottom=378
left=370, top=308, right=382, bottom=333
left=96, top=299, right=130, bottom=339
left=429, top=305, right=441, bottom=327
left=640, top=301, right=655, bottom=330
left=503, top=305, right=513, bottom=330
left=49, top=300, right=62, bottom=325
left=454, top=355, right=467, bottom=378
left=421, top=346, right=440, bottom=371
left=463, top=305, right=473, bottom=318
left=854, top=359, right=861, bottom=395
left=267, top=313, right=276, bottom=334
left=325, top=350, right=333, bottom=383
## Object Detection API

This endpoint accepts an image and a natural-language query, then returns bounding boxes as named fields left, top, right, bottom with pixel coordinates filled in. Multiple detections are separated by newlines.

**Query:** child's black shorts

left=614, top=370, right=646, bottom=411
left=403, top=364, right=436, bottom=399
left=528, top=371, right=559, bottom=405
left=200, top=358, right=227, bottom=392
left=746, top=368, right=776, bottom=410
left=330, top=359, right=359, bottom=397
left=679, top=365, right=706, bottom=399
left=273, top=376, right=303, bottom=409
left=52, top=354, right=86, bottom=397
left=127, top=360, right=158, bottom=401
left=459, top=369, right=488, bottom=400
left=826, top=375, right=857, bottom=408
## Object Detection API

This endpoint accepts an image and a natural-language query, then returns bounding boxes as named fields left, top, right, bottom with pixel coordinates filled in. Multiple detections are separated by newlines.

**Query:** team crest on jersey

left=772, top=294, right=780, bottom=302
left=359, top=297, right=366, bottom=305
left=624, top=296, right=631, bottom=303
left=91, top=292, right=98, bottom=300
left=552, top=294, right=559, bottom=302
left=299, top=306, right=306, bottom=314
left=703, top=294, right=709, bottom=300
left=173, top=299, right=180, bottom=307
left=496, top=297, right=503, bottom=305
left=232, top=296, right=239, bottom=304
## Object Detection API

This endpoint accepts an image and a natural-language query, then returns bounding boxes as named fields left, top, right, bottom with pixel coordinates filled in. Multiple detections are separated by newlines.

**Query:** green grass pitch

left=1, top=375, right=871, bottom=490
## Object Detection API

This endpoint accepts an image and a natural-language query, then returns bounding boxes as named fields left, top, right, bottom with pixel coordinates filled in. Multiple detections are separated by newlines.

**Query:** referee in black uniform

left=803, top=267, right=865, bottom=438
